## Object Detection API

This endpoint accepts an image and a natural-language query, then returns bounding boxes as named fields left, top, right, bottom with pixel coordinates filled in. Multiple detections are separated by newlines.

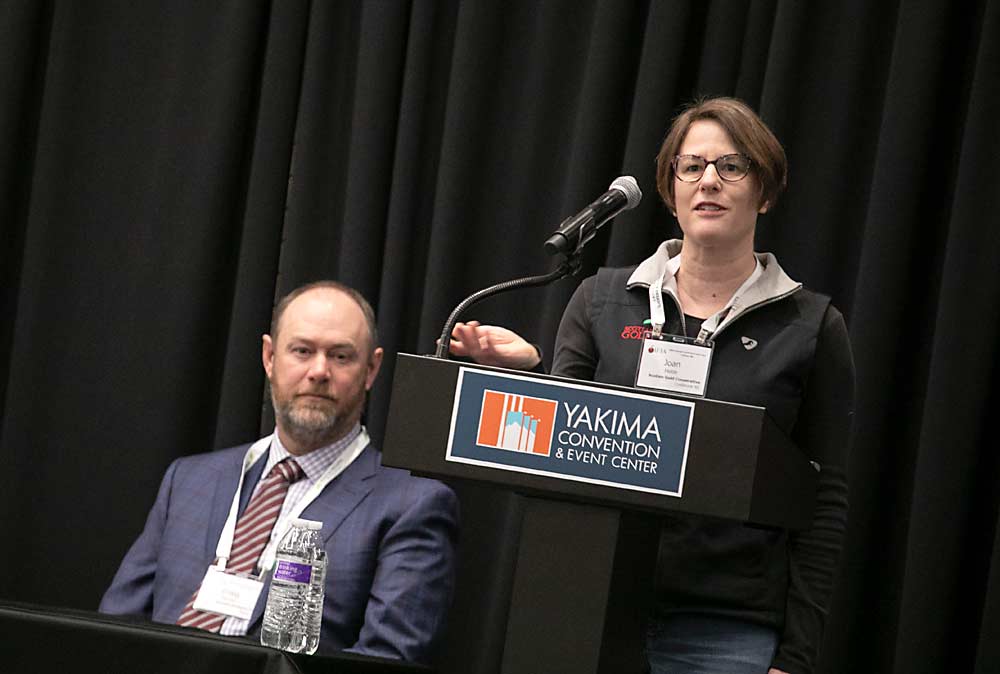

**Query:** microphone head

left=609, top=176, right=642, bottom=210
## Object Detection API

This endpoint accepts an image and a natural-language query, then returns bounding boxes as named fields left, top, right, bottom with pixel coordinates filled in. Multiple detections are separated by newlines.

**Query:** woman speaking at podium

left=448, top=97, right=855, bottom=674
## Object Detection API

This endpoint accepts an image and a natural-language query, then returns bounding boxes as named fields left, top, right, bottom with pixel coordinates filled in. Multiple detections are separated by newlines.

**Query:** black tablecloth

left=0, top=602, right=434, bottom=674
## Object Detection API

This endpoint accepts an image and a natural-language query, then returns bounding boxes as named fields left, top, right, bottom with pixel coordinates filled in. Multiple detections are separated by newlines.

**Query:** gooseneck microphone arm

left=433, top=176, right=641, bottom=360
left=433, top=253, right=582, bottom=359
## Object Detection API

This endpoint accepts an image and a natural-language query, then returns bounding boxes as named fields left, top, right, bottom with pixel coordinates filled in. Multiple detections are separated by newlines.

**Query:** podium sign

left=384, top=354, right=816, bottom=529
left=446, top=368, right=695, bottom=497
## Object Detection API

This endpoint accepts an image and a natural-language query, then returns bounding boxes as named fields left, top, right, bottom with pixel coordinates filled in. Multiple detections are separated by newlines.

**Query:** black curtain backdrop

left=1, top=1, right=998, bottom=673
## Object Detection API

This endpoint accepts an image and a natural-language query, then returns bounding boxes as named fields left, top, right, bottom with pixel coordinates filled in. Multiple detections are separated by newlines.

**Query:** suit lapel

left=204, top=445, right=263, bottom=560
left=302, top=444, right=378, bottom=544
left=239, top=453, right=269, bottom=515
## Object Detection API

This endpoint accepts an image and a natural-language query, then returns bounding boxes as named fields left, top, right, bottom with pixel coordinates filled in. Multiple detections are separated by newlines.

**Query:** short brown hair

left=270, top=281, right=379, bottom=353
left=655, top=97, right=787, bottom=213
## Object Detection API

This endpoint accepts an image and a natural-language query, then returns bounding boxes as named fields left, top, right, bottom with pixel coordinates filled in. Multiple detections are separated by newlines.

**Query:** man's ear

left=366, top=347, right=384, bottom=391
left=262, top=334, right=275, bottom=379
left=758, top=200, right=770, bottom=214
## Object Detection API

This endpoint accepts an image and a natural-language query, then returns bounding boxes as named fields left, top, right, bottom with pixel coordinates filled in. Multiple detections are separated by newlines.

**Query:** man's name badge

left=635, top=333, right=714, bottom=397
left=192, top=566, right=264, bottom=620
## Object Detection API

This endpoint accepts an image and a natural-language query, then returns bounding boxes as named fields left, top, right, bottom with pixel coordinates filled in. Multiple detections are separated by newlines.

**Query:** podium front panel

left=383, top=354, right=814, bottom=528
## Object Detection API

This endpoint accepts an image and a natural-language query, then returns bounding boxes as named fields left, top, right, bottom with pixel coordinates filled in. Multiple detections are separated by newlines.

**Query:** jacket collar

left=207, top=441, right=378, bottom=574
left=626, top=239, right=801, bottom=313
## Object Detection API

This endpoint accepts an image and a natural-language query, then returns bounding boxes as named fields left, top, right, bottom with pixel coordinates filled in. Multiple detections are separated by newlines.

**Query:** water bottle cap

left=293, top=518, right=323, bottom=531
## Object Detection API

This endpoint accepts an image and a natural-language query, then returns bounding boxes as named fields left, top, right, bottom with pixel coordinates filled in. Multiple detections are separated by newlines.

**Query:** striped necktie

left=176, top=457, right=304, bottom=632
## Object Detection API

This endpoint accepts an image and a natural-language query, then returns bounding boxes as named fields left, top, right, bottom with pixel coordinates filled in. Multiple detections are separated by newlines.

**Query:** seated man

left=100, top=281, right=458, bottom=662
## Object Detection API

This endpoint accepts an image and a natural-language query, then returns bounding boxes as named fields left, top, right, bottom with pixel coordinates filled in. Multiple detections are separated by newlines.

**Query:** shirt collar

left=265, top=423, right=363, bottom=483
left=626, top=238, right=801, bottom=306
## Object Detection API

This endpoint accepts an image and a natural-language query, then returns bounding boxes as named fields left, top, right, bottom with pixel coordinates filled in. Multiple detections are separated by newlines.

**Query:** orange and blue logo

left=447, top=369, right=695, bottom=497
left=476, top=390, right=557, bottom=457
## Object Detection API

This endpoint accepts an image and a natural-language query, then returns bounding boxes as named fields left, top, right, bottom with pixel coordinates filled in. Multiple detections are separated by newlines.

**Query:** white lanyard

left=214, top=427, right=370, bottom=574
left=648, top=253, right=683, bottom=336
left=649, top=255, right=762, bottom=344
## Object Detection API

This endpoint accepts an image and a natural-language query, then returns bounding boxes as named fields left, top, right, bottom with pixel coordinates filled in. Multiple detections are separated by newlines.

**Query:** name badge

left=192, top=567, right=265, bottom=621
left=635, top=333, right=714, bottom=397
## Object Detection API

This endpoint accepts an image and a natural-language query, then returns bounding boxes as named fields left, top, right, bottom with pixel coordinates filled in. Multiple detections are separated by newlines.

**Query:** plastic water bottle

left=260, top=518, right=327, bottom=654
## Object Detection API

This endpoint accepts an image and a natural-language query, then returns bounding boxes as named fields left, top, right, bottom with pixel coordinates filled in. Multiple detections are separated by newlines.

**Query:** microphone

left=543, top=176, right=642, bottom=255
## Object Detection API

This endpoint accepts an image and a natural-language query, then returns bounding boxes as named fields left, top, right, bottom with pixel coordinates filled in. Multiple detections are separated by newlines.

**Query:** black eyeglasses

left=672, top=154, right=752, bottom=182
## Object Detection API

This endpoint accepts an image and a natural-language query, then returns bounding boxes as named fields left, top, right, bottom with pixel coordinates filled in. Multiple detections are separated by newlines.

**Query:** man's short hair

left=270, top=281, right=379, bottom=353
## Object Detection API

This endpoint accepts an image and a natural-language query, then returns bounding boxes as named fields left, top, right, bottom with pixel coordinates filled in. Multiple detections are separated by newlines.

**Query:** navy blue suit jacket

left=99, top=442, right=458, bottom=662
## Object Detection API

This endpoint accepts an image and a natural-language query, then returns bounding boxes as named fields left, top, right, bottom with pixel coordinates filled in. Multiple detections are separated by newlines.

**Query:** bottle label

left=273, top=560, right=312, bottom=584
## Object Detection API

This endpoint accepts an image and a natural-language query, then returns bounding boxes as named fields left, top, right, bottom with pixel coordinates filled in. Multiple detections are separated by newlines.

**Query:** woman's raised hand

left=446, top=321, right=541, bottom=370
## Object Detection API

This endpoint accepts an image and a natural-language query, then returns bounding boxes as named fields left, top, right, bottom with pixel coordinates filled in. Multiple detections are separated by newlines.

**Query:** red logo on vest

left=621, top=325, right=646, bottom=340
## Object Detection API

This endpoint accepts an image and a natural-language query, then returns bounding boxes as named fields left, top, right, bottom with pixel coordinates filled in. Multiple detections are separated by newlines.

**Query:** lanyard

left=649, top=255, right=762, bottom=344
left=214, top=427, right=370, bottom=574
left=648, top=253, right=683, bottom=336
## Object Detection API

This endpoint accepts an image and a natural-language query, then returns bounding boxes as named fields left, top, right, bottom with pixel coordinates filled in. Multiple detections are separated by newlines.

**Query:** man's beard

left=274, top=393, right=343, bottom=448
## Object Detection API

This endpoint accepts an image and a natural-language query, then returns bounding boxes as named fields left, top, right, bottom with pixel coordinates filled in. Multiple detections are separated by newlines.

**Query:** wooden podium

left=381, top=354, right=817, bottom=674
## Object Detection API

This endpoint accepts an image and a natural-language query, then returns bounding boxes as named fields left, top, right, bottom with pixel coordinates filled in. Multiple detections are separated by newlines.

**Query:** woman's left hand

left=768, top=669, right=790, bottom=674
